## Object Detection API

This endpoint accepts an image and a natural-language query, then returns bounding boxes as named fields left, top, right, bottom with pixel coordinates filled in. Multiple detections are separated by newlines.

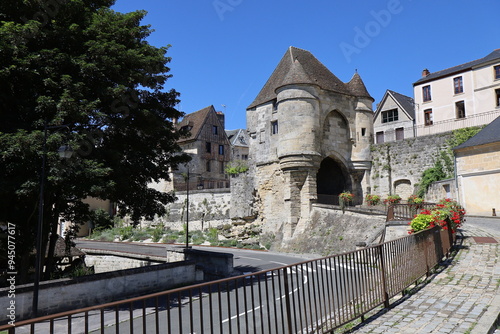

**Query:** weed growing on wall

left=417, top=126, right=483, bottom=197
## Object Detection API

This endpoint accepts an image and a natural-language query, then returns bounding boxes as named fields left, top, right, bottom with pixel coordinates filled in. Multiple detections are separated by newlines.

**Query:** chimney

left=216, top=111, right=225, bottom=129
left=422, top=69, right=430, bottom=77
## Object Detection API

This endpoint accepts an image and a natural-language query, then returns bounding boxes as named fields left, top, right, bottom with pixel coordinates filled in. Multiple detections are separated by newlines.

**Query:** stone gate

left=246, top=47, right=374, bottom=242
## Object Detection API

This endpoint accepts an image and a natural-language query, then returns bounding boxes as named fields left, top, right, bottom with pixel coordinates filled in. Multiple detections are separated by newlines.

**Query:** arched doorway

left=316, top=157, right=349, bottom=205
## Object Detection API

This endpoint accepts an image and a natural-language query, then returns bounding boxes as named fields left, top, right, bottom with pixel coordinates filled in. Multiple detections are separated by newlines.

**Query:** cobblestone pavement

left=349, top=217, right=500, bottom=334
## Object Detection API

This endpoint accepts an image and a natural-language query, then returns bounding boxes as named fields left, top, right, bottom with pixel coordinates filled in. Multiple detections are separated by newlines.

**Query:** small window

left=382, top=109, right=398, bottom=123
left=376, top=131, right=384, bottom=144
left=453, top=76, right=463, bottom=94
left=395, top=127, right=404, bottom=140
left=495, top=65, right=500, bottom=80
left=205, top=142, right=211, bottom=153
left=242, top=154, right=248, bottom=160
left=496, top=89, right=500, bottom=107
left=212, top=125, right=218, bottom=135
left=271, top=121, right=278, bottom=135
left=424, top=109, right=433, bottom=126
left=206, top=160, right=211, bottom=172
left=456, top=101, right=465, bottom=119
left=361, top=128, right=366, bottom=136
left=423, top=85, right=432, bottom=102
left=272, top=99, right=278, bottom=112
left=220, top=161, right=224, bottom=174
left=218, top=144, right=224, bottom=155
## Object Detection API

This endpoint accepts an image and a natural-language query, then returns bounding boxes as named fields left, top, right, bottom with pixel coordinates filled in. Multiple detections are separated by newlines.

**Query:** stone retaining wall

left=370, top=132, right=454, bottom=199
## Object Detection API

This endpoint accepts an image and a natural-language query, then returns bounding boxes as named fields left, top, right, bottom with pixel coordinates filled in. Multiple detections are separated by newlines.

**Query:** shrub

left=151, top=224, right=165, bottom=242
left=407, top=195, right=424, bottom=205
left=409, top=199, right=465, bottom=234
left=384, top=194, right=401, bottom=205
left=339, top=191, right=354, bottom=202
left=119, top=226, right=134, bottom=241
left=365, top=194, right=380, bottom=206
left=225, top=160, right=249, bottom=175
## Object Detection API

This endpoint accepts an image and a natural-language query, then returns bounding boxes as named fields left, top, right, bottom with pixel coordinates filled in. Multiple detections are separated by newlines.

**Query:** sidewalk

left=349, top=217, right=500, bottom=334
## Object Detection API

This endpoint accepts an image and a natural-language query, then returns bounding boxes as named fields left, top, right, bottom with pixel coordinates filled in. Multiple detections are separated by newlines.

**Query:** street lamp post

left=33, top=123, right=72, bottom=317
left=185, top=167, right=190, bottom=249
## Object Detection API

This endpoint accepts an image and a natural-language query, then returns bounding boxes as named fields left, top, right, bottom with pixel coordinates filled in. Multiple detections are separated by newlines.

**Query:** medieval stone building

left=246, top=46, right=374, bottom=241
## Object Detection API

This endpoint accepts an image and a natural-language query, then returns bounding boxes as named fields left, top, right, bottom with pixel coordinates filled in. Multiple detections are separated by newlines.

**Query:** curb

left=471, top=293, right=500, bottom=334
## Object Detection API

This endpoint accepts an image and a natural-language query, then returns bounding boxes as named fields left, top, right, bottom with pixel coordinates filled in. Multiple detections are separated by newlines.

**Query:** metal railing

left=375, top=109, right=499, bottom=143
left=1, top=220, right=455, bottom=334
left=386, top=202, right=435, bottom=222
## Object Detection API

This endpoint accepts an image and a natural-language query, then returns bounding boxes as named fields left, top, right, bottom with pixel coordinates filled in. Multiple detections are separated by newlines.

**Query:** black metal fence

left=0, top=220, right=455, bottom=334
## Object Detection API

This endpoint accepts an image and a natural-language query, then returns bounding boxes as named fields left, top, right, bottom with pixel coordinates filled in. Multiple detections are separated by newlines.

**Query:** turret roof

left=247, top=46, right=372, bottom=109
left=347, top=72, right=374, bottom=101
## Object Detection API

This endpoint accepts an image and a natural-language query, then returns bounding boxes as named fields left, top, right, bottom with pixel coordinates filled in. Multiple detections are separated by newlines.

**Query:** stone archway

left=316, top=157, right=350, bottom=205
left=394, top=179, right=412, bottom=199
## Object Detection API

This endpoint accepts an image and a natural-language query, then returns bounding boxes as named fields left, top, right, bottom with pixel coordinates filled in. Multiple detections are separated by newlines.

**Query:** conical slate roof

left=248, top=46, right=371, bottom=109
left=347, top=72, right=374, bottom=101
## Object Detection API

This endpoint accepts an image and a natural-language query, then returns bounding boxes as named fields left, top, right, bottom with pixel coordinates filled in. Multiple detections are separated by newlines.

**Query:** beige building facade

left=413, top=49, right=500, bottom=136
left=454, top=116, right=500, bottom=216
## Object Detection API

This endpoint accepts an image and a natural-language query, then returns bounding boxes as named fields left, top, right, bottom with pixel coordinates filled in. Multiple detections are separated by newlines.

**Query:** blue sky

left=112, top=0, right=500, bottom=130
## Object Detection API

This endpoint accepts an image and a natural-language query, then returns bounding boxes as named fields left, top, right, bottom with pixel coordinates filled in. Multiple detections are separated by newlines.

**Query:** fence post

left=282, top=267, right=294, bottom=333
left=377, top=245, right=390, bottom=308
left=446, top=220, right=454, bottom=258
left=386, top=205, right=394, bottom=222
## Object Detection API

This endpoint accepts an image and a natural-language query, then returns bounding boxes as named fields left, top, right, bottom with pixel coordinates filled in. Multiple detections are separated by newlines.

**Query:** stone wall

left=229, top=172, right=255, bottom=219
left=145, top=189, right=231, bottom=230
left=426, top=179, right=457, bottom=203
left=370, top=132, right=454, bottom=200
left=85, top=255, right=162, bottom=273
left=276, top=204, right=387, bottom=256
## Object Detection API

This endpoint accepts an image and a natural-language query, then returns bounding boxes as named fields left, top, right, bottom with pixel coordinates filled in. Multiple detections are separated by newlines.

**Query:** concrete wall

left=0, top=261, right=202, bottom=323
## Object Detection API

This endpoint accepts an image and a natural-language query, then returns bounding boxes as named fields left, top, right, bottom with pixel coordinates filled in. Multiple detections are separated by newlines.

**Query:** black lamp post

left=185, top=167, right=190, bottom=249
left=33, top=123, right=73, bottom=317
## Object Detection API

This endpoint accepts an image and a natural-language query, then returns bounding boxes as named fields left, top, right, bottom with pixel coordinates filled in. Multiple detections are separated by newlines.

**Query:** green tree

left=0, top=0, right=189, bottom=283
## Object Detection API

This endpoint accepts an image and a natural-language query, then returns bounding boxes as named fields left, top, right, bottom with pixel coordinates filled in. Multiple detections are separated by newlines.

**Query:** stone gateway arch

left=246, top=47, right=374, bottom=241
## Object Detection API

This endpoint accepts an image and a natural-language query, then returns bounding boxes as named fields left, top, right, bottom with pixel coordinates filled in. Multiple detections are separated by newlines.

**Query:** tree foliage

left=0, top=0, right=189, bottom=282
